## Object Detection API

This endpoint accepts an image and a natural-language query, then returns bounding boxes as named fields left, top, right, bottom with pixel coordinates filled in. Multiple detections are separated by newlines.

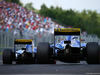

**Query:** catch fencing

left=0, top=31, right=14, bottom=52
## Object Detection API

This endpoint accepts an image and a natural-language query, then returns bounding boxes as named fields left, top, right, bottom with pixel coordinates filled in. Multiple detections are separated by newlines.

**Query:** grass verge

left=0, top=52, right=2, bottom=55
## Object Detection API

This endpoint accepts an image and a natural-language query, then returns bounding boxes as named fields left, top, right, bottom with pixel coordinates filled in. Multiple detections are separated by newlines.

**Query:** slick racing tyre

left=3, top=49, right=13, bottom=64
left=86, top=42, right=99, bottom=64
left=37, top=42, right=50, bottom=64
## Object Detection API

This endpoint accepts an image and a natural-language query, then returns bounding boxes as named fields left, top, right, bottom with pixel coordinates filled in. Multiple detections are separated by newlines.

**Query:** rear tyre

left=37, top=42, right=50, bottom=64
left=3, top=49, right=13, bottom=64
left=86, top=42, right=99, bottom=64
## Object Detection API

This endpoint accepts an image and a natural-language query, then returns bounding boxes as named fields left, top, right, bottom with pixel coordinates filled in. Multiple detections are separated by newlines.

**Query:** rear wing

left=54, top=28, right=80, bottom=35
left=15, top=39, right=32, bottom=44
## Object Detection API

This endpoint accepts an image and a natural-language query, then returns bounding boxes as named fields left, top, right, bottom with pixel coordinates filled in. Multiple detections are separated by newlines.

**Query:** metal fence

left=0, top=31, right=14, bottom=52
left=0, top=31, right=100, bottom=52
left=81, top=34, right=100, bottom=44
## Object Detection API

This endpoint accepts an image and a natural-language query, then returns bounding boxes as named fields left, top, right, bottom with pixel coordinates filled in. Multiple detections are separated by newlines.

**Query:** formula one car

left=37, top=28, right=100, bottom=64
left=2, top=39, right=55, bottom=64
left=3, top=39, right=36, bottom=64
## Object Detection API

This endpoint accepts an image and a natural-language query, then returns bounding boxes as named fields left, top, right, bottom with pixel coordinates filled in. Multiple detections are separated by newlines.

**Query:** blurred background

left=0, top=0, right=100, bottom=53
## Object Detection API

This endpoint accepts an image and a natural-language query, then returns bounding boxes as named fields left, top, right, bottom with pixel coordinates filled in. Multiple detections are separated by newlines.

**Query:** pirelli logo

left=55, top=28, right=80, bottom=32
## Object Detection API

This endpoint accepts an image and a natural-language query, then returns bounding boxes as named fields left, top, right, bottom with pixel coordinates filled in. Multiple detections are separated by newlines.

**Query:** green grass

left=0, top=52, right=2, bottom=55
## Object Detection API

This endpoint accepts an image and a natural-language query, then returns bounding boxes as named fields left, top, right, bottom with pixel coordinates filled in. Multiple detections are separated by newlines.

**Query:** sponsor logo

left=55, top=28, right=80, bottom=32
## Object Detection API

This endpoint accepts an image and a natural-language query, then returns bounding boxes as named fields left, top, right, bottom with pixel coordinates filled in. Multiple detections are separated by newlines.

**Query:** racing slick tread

left=37, top=42, right=50, bottom=64
left=3, top=49, right=13, bottom=64
left=86, top=42, right=99, bottom=64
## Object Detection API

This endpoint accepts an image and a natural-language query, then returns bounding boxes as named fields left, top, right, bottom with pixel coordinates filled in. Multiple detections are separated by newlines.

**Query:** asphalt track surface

left=0, top=55, right=100, bottom=75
